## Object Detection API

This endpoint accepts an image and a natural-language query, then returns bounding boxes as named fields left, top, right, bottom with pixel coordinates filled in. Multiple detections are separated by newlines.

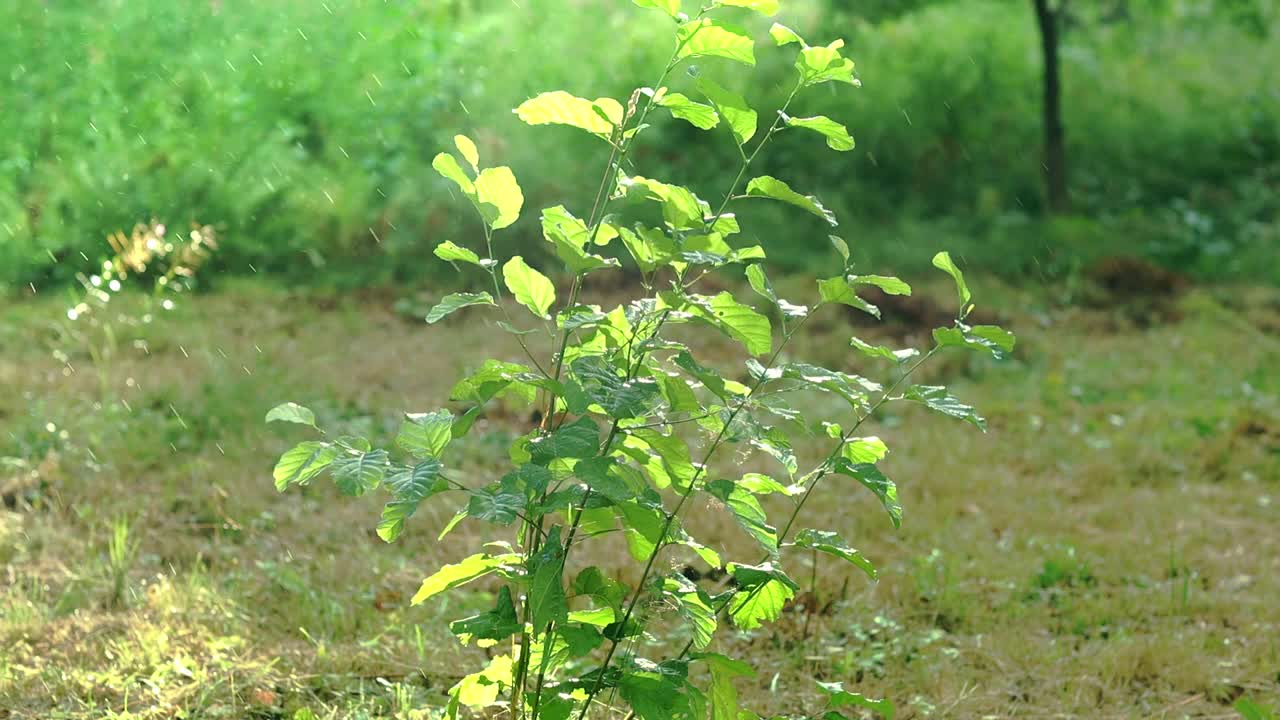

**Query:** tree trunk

left=1033, top=0, right=1069, bottom=212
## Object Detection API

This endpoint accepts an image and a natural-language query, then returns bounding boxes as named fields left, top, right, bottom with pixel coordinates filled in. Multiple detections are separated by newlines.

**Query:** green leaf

left=468, top=485, right=526, bottom=525
left=728, top=561, right=799, bottom=591
left=697, top=77, right=757, bottom=146
left=707, top=479, right=778, bottom=551
left=850, top=336, right=918, bottom=363
left=657, top=91, right=719, bottom=130
left=386, top=459, right=445, bottom=501
left=903, top=385, right=986, bottom=431
left=434, top=241, right=486, bottom=267
left=933, top=324, right=1016, bottom=359
left=786, top=115, right=854, bottom=151
left=426, top=292, right=495, bottom=324
left=832, top=461, right=901, bottom=528
left=617, top=501, right=669, bottom=563
left=769, top=22, right=805, bottom=46
left=376, top=500, right=418, bottom=543
left=830, top=234, right=850, bottom=264
left=628, top=428, right=697, bottom=491
left=625, top=177, right=707, bottom=231
left=676, top=18, right=756, bottom=66
left=412, top=554, right=513, bottom=604
left=818, top=681, right=895, bottom=720
left=265, top=402, right=315, bottom=427
left=571, top=356, right=661, bottom=419
left=515, top=91, right=623, bottom=138
left=573, top=567, right=629, bottom=611
left=433, top=152, right=475, bottom=195
left=745, top=176, right=836, bottom=225
left=453, top=134, right=480, bottom=172
left=474, top=167, right=524, bottom=230
left=797, top=40, right=858, bottom=87
left=503, top=256, right=556, bottom=318
left=331, top=449, right=389, bottom=497
left=699, top=653, right=755, bottom=720
left=567, top=606, right=616, bottom=627
left=853, top=274, right=911, bottom=296
left=745, top=264, right=777, bottom=303
left=632, top=0, right=680, bottom=15
left=397, top=410, right=454, bottom=459
left=716, top=0, right=779, bottom=15
left=668, top=583, right=716, bottom=649
left=932, top=251, right=971, bottom=308
left=273, top=441, right=338, bottom=491
left=687, top=291, right=773, bottom=356
left=541, top=206, right=620, bottom=273
left=450, top=586, right=521, bottom=643
left=794, top=529, right=876, bottom=579
left=728, top=578, right=794, bottom=629
left=528, top=527, right=569, bottom=628
left=842, top=436, right=888, bottom=464
left=529, top=417, right=601, bottom=464
left=818, top=277, right=880, bottom=318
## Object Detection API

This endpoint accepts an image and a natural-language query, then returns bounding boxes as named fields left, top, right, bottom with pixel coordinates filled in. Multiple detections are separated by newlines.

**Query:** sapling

left=269, top=2, right=1012, bottom=718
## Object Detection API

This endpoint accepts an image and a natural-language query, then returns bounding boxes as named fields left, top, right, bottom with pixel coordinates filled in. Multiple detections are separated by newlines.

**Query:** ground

left=2, top=277, right=1278, bottom=719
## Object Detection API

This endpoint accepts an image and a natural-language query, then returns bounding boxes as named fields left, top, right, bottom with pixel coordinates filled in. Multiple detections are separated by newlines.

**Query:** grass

left=2, top=275, right=1279, bottom=718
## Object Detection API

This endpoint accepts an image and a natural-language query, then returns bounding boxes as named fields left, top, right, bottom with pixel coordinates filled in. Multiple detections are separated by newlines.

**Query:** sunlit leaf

left=717, top=0, right=779, bottom=15
left=657, top=91, right=720, bottom=130
left=330, top=448, right=389, bottom=496
left=797, top=40, right=858, bottom=87
left=786, top=115, right=854, bottom=151
left=385, top=459, right=445, bottom=501
left=433, top=152, right=475, bottom=194
left=932, top=251, right=971, bottom=308
left=697, top=77, right=757, bottom=146
left=676, top=18, right=756, bottom=66
left=397, top=410, right=454, bottom=459
left=273, top=441, right=337, bottom=491
left=728, top=577, right=794, bottom=629
left=632, top=0, right=680, bottom=15
left=769, top=22, right=805, bottom=46
left=745, top=176, right=836, bottom=225
left=515, top=91, right=623, bottom=138
left=434, top=241, right=486, bottom=267
left=474, top=166, right=524, bottom=230
left=503, top=256, right=556, bottom=318
left=454, top=134, right=480, bottom=172
left=817, top=277, right=879, bottom=318
left=376, top=500, right=418, bottom=543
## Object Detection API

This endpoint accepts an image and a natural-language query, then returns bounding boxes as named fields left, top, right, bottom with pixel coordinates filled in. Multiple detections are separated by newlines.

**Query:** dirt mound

left=1086, top=256, right=1189, bottom=299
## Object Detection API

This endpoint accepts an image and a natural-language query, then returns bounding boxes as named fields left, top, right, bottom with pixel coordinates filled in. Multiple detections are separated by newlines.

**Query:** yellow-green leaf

left=433, top=152, right=474, bottom=194
left=515, top=91, right=623, bottom=138
left=769, top=22, right=805, bottom=46
left=717, top=0, right=779, bottom=15
left=503, top=256, right=556, bottom=318
left=632, top=0, right=680, bottom=15
left=454, top=135, right=480, bottom=172
left=412, top=554, right=513, bottom=605
left=786, top=114, right=855, bottom=151
left=657, top=91, right=720, bottom=130
left=697, top=77, right=757, bottom=146
left=474, top=166, right=523, bottom=230
left=677, top=18, right=756, bottom=66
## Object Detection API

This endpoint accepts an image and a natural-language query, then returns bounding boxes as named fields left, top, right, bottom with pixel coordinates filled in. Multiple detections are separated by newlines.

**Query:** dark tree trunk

left=1033, top=0, right=1069, bottom=212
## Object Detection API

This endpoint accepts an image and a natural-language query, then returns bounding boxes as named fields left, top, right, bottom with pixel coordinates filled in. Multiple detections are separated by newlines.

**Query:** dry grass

left=2, top=278, right=1278, bottom=719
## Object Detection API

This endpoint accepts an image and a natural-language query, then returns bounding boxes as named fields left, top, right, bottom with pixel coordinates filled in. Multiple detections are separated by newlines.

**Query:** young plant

left=268, top=3, right=1013, bottom=718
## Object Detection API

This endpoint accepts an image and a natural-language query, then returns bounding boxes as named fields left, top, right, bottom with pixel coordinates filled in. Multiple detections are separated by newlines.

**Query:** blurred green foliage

left=1, top=0, right=1277, bottom=291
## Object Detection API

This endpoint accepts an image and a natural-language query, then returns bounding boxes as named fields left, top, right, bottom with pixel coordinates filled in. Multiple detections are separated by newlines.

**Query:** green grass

left=3, top=276, right=1278, bottom=717
left=2, top=0, right=1278, bottom=292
